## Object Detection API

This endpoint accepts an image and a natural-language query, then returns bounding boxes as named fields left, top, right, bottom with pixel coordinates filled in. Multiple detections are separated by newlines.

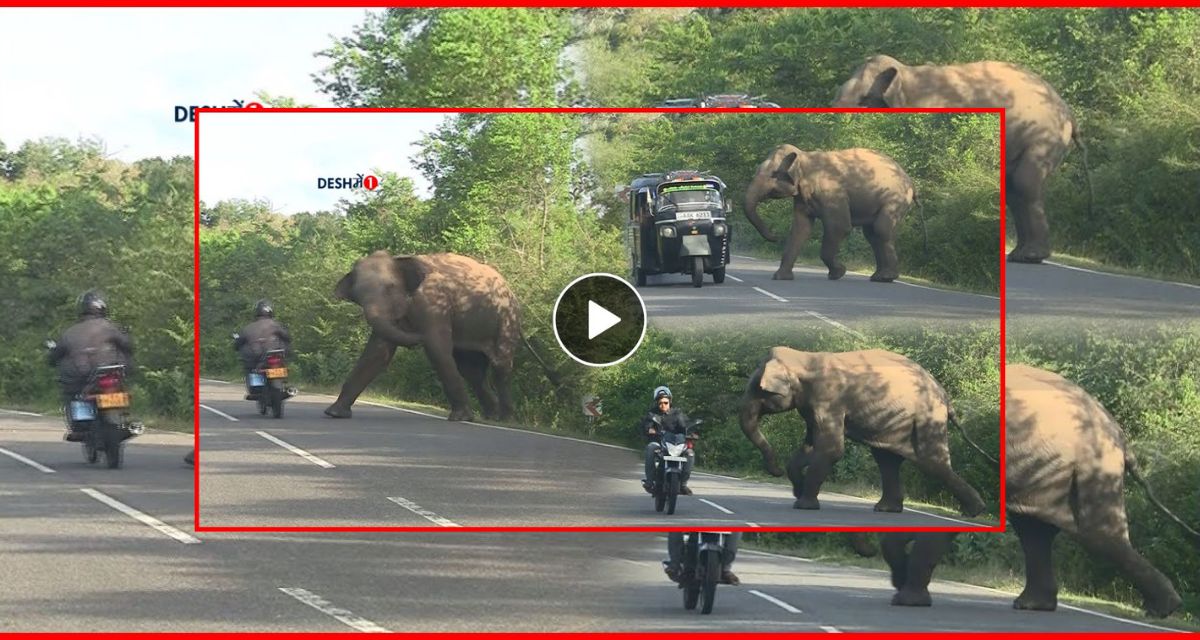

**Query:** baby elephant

left=883, top=364, right=1199, bottom=618
left=739, top=347, right=986, bottom=516
left=743, top=145, right=918, bottom=282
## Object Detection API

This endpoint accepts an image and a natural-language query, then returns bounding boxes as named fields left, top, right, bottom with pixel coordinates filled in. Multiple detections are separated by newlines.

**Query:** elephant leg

left=773, top=199, right=812, bottom=280
left=1011, top=512, right=1060, bottom=611
left=871, top=447, right=905, bottom=512
left=794, top=411, right=845, bottom=510
left=325, top=332, right=398, bottom=418
left=491, top=357, right=515, bottom=421
left=1006, top=156, right=1051, bottom=263
left=786, top=446, right=811, bottom=502
left=880, top=532, right=914, bottom=591
left=865, top=213, right=900, bottom=282
left=891, top=533, right=956, bottom=607
left=818, top=197, right=852, bottom=280
left=423, top=330, right=474, bottom=422
left=454, top=350, right=498, bottom=420
left=1071, top=477, right=1183, bottom=617
left=911, top=426, right=987, bottom=517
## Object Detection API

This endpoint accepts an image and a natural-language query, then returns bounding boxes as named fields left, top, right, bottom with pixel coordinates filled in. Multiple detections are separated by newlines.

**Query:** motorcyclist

left=640, top=385, right=695, bottom=496
left=46, top=291, right=134, bottom=442
left=664, top=531, right=742, bottom=586
left=233, top=299, right=292, bottom=400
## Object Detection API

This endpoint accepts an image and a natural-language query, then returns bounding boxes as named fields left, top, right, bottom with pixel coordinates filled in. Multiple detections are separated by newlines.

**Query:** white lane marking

left=749, top=589, right=803, bottom=613
left=732, top=254, right=762, bottom=261
left=0, top=408, right=44, bottom=417
left=256, top=431, right=335, bottom=468
left=804, top=310, right=868, bottom=341
left=80, top=488, right=201, bottom=544
left=748, top=287, right=868, bottom=341
left=386, top=496, right=461, bottom=527
left=745, top=521, right=761, bottom=527
left=821, top=625, right=842, bottom=633
left=894, top=278, right=1000, bottom=300
left=725, top=275, right=744, bottom=282
left=698, top=498, right=734, bottom=514
left=1046, top=260, right=1200, bottom=289
left=0, top=447, right=55, bottom=473
left=199, top=378, right=232, bottom=385
left=352, top=400, right=634, bottom=452
left=278, top=587, right=389, bottom=633
left=752, top=286, right=788, bottom=302
left=199, top=404, right=239, bottom=422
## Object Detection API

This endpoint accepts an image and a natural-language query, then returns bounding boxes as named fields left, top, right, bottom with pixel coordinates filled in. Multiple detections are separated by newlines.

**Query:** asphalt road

left=638, top=254, right=999, bottom=336
left=0, top=410, right=1176, bottom=632
left=195, top=381, right=989, bottom=529
left=1007, top=261, right=1200, bottom=326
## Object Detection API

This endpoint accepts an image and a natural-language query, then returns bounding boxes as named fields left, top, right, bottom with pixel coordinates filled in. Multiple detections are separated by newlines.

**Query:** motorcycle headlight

left=660, top=225, right=677, bottom=238
left=712, top=223, right=727, bottom=237
left=667, top=442, right=687, bottom=457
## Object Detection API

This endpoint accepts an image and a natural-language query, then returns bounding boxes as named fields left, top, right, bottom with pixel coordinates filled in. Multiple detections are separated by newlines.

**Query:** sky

left=199, top=112, right=447, bottom=213
left=0, top=8, right=371, bottom=162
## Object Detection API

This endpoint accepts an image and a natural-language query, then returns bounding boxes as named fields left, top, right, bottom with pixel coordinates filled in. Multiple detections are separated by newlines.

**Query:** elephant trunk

left=362, top=305, right=423, bottom=348
left=743, top=182, right=780, bottom=243
left=740, top=399, right=784, bottom=476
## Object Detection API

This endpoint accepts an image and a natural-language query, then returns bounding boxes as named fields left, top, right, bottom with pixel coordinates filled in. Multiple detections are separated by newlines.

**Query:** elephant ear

left=865, top=66, right=903, bottom=107
left=393, top=256, right=427, bottom=294
left=773, top=151, right=799, bottom=185
left=333, top=270, right=356, bottom=302
left=759, top=358, right=794, bottom=396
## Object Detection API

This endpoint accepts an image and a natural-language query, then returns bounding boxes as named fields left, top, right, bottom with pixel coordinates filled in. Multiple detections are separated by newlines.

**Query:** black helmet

left=78, top=290, right=108, bottom=318
left=254, top=299, right=274, bottom=319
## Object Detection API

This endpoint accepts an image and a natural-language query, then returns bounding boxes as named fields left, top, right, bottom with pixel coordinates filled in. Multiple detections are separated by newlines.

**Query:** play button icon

left=553, top=273, right=647, bottom=367
left=587, top=300, right=622, bottom=340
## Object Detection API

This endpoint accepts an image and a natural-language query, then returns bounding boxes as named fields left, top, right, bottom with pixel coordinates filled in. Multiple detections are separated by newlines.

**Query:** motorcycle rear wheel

left=666, top=473, right=680, bottom=515
left=700, top=550, right=720, bottom=614
left=270, top=382, right=284, bottom=419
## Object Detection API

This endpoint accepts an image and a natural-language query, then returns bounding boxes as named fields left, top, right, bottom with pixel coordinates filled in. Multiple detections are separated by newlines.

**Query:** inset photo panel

left=196, top=108, right=1002, bottom=531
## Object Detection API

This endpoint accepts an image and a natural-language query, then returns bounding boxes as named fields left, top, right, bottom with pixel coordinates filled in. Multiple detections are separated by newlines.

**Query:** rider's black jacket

left=48, top=316, right=134, bottom=396
left=234, top=318, right=292, bottom=369
left=639, top=406, right=691, bottom=440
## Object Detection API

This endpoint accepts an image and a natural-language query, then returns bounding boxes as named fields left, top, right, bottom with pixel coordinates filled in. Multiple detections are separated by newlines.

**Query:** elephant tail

left=1126, top=452, right=1200, bottom=546
left=948, top=411, right=998, bottom=469
left=1071, top=124, right=1096, bottom=221
left=913, top=189, right=928, bottom=255
left=520, top=331, right=566, bottom=390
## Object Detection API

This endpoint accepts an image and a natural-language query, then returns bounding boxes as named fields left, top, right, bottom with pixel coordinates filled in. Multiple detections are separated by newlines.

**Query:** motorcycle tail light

left=97, top=373, right=120, bottom=392
left=686, top=440, right=694, bottom=449
left=267, top=355, right=283, bottom=367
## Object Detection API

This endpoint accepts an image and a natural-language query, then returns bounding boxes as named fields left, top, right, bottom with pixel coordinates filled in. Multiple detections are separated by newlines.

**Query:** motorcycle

left=48, top=341, right=143, bottom=469
left=240, top=338, right=293, bottom=418
left=672, top=531, right=732, bottom=615
left=648, top=416, right=703, bottom=515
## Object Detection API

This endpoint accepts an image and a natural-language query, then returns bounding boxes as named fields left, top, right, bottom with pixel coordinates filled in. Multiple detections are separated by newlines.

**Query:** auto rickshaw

left=626, top=170, right=732, bottom=288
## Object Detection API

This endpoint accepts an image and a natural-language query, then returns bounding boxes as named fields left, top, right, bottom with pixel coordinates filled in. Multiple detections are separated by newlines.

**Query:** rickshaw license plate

left=674, top=211, right=710, bottom=221
left=265, top=367, right=288, bottom=379
left=95, top=393, right=130, bottom=409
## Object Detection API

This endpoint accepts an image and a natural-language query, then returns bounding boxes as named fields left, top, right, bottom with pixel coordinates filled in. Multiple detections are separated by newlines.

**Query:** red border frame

left=193, top=107, right=1006, bottom=533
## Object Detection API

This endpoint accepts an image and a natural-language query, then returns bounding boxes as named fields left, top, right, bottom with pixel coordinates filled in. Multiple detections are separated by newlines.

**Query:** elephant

left=832, top=55, right=1093, bottom=264
left=324, top=251, right=523, bottom=422
left=743, top=145, right=918, bottom=282
left=738, top=346, right=987, bottom=516
left=882, top=364, right=1200, bottom=618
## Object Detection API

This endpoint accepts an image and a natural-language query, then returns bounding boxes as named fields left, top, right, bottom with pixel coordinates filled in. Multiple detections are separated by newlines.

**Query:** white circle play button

left=553, top=273, right=647, bottom=367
